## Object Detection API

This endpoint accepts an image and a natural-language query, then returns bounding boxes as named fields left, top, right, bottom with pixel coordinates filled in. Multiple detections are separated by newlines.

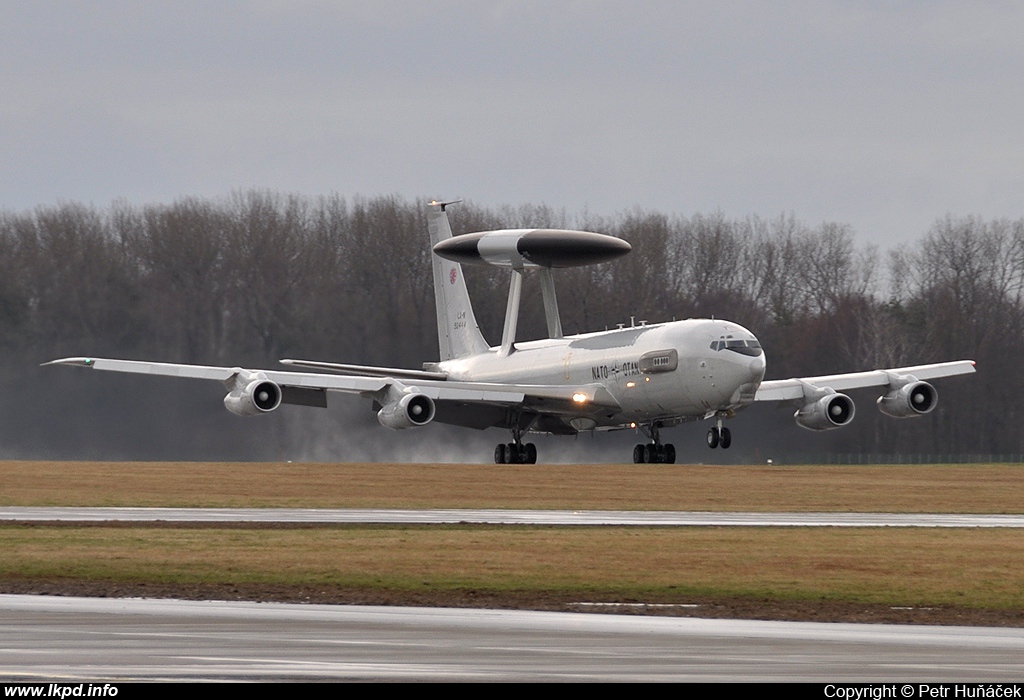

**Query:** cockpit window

left=711, top=338, right=763, bottom=356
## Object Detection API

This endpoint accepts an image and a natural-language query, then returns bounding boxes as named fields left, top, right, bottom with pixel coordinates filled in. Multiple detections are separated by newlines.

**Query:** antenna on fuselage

left=432, top=226, right=632, bottom=356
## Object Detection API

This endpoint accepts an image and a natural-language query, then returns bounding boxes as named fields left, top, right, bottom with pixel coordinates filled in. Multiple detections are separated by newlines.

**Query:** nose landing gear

left=706, top=415, right=732, bottom=449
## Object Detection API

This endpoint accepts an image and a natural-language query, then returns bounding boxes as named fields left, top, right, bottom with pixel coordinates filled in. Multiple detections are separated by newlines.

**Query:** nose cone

left=749, top=351, right=766, bottom=382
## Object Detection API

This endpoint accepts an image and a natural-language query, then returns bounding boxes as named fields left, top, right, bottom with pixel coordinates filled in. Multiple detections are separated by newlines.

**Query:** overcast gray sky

left=2, top=1, right=1021, bottom=246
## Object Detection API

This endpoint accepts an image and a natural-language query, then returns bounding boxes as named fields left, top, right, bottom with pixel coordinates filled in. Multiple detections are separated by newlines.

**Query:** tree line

left=0, top=192, right=1017, bottom=459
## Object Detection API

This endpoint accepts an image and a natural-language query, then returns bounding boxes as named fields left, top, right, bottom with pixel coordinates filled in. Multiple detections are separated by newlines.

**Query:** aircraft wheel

left=720, top=427, right=732, bottom=449
left=494, top=444, right=506, bottom=464
left=525, top=443, right=537, bottom=464
left=664, top=444, right=676, bottom=464
left=643, top=444, right=656, bottom=463
left=633, top=444, right=644, bottom=463
left=507, top=442, right=520, bottom=464
left=707, top=427, right=720, bottom=449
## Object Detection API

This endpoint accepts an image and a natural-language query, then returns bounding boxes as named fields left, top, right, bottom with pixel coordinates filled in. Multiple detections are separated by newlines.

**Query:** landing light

left=626, top=381, right=635, bottom=388
left=572, top=392, right=588, bottom=404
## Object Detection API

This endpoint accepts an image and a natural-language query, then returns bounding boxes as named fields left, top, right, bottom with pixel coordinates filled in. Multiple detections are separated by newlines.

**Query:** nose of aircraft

left=749, top=350, right=766, bottom=381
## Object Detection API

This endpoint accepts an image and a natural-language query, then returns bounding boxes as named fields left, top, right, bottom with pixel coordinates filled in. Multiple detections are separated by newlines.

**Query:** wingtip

left=41, top=357, right=96, bottom=368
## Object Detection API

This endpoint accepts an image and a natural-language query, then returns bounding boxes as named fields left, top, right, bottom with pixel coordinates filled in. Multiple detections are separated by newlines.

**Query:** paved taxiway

left=2, top=595, right=1023, bottom=681
left=3, top=507, right=1024, bottom=527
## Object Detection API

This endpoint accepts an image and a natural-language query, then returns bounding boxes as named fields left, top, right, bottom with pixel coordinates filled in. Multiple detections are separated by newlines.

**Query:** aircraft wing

left=43, top=357, right=620, bottom=414
left=45, top=356, right=391, bottom=393
left=278, top=358, right=448, bottom=381
left=753, top=360, right=976, bottom=402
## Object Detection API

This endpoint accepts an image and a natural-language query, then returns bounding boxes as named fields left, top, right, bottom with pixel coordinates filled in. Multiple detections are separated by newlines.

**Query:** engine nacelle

left=377, top=392, right=436, bottom=429
left=224, top=379, right=282, bottom=417
left=877, top=380, right=937, bottom=418
left=794, top=392, right=855, bottom=431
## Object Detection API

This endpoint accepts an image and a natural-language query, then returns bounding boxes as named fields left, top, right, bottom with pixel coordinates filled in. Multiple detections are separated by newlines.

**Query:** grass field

left=2, top=460, right=1022, bottom=625
left=1, top=460, right=1022, bottom=511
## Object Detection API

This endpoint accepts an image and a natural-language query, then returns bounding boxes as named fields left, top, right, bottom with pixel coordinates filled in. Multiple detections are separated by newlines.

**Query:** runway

left=3, top=507, right=1024, bottom=527
left=5, top=509, right=1022, bottom=680
left=2, top=595, right=1023, bottom=681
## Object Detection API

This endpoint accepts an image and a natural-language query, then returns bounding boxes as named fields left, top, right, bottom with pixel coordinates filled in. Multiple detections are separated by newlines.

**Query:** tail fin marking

left=427, top=204, right=489, bottom=360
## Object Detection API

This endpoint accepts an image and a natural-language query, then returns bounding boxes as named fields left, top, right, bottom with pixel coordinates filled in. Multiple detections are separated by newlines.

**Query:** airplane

left=45, top=200, right=975, bottom=464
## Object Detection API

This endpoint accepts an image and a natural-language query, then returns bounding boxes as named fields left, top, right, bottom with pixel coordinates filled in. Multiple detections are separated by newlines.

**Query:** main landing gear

left=633, top=442, right=676, bottom=464
left=494, top=428, right=537, bottom=464
left=706, top=415, right=732, bottom=449
left=633, top=423, right=676, bottom=464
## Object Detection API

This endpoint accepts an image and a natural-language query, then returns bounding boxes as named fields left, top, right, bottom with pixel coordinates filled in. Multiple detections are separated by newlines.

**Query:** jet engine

left=794, top=392, right=855, bottom=431
left=877, top=380, right=937, bottom=418
left=223, top=379, right=282, bottom=417
left=377, top=392, right=436, bottom=429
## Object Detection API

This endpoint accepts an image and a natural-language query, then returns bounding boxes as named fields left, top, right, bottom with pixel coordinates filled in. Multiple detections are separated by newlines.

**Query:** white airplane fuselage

left=439, top=318, right=766, bottom=426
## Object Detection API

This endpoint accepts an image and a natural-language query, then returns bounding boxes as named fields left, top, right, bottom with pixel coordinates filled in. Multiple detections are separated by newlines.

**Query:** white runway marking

left=1, top=506, right=1023, bottom=527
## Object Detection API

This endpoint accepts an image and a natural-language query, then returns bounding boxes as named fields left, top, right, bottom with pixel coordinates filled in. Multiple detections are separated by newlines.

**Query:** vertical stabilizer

left=428, top=203, right=489, bottom=360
